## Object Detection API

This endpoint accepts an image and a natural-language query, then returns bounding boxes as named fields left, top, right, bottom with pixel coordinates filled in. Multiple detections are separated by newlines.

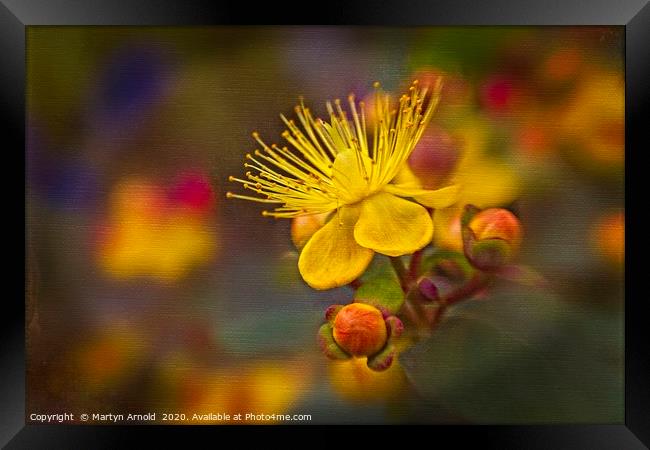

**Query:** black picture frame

left=3, top=0, right=648, bottom=447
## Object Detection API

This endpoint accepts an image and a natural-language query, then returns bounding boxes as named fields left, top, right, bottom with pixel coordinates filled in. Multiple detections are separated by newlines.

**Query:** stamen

left=228, top=79, right=443, bottom=217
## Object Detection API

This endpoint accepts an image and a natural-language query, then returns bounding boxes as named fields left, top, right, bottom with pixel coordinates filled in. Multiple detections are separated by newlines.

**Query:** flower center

left=331, top=150, right=376, bottom=205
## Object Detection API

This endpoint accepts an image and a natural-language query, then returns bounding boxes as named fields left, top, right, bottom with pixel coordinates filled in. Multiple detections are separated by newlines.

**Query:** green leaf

left=400, top=290, right=623, bottom=423
left=495, top=264, right=547, bottom=288
left=354, top=256, right=405, bottom=315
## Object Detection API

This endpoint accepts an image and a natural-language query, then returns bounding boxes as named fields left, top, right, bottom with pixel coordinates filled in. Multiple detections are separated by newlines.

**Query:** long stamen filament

left=228, top=79, right=442, bottom=217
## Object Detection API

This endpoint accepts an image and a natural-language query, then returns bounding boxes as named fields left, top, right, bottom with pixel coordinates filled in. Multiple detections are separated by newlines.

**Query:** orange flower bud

left=462, top=205, right=523, bottom=271
left=332, top=303, right=388, bottom=357
left=469, top=208, right=523, bottom=253
left=290, top=212, right=330, bottom=250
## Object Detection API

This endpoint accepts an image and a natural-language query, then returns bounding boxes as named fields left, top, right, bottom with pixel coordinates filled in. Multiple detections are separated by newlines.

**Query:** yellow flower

left=227, top=81, right=459, bottom=290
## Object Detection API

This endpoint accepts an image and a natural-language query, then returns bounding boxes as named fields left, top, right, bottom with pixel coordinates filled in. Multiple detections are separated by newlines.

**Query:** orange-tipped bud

left=462, top=205, right=523, bottom=271
left=290, top=212, right=330, bottom=250
left=332, top=303, right=388, bottom=357
left=469, top=208, right=523, bottom=252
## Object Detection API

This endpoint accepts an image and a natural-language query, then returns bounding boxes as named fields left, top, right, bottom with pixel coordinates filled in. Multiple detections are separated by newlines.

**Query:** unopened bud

left=291, top=212, right=330, bottom=250
left=333, top=303, right=388, bottom=357
left=417, top=277, right=439, bottom=301
left=462, top=205, right=523, bottom=271
left=318, top=302, right=403, bottom=371
left=469, top=208, right=522, bottom=252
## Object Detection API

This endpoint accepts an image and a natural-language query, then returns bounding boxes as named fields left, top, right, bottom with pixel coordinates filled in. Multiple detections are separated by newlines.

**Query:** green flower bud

left=317, top=323, right=351, bottom=360
left=469, top=238, right=512, bottom=269
left=367, top=344, right=396, bottom=372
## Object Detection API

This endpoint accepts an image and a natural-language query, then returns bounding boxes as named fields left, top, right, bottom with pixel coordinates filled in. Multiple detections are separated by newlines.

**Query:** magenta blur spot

left=408, top=127, right=460, bottom=188
left=481, top=75, right=515, bottom=111
left=169, top=171, right=215, bottom=212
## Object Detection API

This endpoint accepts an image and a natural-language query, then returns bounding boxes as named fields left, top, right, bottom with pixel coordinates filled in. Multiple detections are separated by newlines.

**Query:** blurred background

left=26, top=26, right=624, bottom=424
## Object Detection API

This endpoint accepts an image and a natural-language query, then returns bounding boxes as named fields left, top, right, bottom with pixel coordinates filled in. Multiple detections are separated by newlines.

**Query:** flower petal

left=454, top=157, right=520, bottom=208
left=298, top=205, right=374, bottom=290
left=392, top=165, right=422, bottom=188
left=354, top=192, right=433, bottom=257
left=383, top=183, right=460, bottom=209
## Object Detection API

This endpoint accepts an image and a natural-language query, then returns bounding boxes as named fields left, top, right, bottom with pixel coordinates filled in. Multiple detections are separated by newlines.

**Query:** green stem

left=443, top=272, right=490, bottom=306
left=389, top=256, right=409, bottom=292
left=427, top=272, right=491, bottom=329
left=428, top=303, right=447, bottom=329
left=402, top=289, right=431, bottom=338
left=348, top=278, right=362, bottom=290
left=394, top=252, right=491, bottom=338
